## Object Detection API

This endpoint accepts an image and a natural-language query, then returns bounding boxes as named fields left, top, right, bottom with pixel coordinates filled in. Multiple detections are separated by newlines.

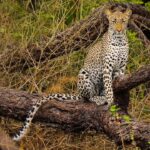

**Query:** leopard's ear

left=104, top=9, right=112, bottom=17
left=125, top=8, right=132, bottom=16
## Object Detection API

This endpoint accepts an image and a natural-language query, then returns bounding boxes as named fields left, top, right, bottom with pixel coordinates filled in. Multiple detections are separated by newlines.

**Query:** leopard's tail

left=13, top=94, right=79, bottom=141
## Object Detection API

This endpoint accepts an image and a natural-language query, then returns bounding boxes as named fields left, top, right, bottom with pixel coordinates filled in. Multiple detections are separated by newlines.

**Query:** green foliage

left=130, top=130, right=135, bottom=143
left=114, top=0, right=143, bottom=4
left=110, top=108, right=132, bottom=124
left=127, top=31, right=149, bottom=72
left=110, top=105, right=120, bottom=112
left=0, top=0, right=102, bottom=42
left=122, top=115, right=131, bottom=123
left=145, top=2, right=150, bottom=10
left=110, top=105, right=120, bottom=118
left=0, top=0, right=148, bottom=42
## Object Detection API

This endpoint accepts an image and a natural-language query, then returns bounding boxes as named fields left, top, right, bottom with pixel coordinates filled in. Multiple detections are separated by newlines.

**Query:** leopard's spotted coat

left=13, top=6, right=132, bottom=141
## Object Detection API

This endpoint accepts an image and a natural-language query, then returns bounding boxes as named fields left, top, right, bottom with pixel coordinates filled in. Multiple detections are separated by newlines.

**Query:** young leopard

left=13, top=7, right=132, bottom=141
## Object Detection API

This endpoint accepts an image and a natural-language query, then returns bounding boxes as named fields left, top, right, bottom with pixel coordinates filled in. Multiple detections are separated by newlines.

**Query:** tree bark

left=1, top=3, right=150, bottom=71
left=0, top=66, right=150, bottom=149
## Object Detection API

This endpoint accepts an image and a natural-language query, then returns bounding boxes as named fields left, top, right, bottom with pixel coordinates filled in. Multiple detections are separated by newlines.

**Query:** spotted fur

left=13, top=7, right=132, bottom=141
left=13, top=94, right=79, bottom=141
left=78, top=7, right=132, bottom=105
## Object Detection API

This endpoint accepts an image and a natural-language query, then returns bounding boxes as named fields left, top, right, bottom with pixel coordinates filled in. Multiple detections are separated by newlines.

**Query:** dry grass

left=0, top=0, right=150, bottom=150
left=1, top=119, right=137, bottom=150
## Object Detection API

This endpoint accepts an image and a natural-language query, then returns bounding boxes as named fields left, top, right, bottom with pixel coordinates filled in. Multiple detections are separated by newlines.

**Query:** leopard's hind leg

left=77, top=69, right=107, bottom=105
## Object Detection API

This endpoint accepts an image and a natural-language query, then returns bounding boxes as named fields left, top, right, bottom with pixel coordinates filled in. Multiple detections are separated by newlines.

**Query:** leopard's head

left=105, top=7, right=132, bottom=34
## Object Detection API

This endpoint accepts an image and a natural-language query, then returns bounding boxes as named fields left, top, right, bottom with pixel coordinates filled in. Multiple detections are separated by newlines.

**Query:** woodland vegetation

left=0, top=0, right=150, bottom=150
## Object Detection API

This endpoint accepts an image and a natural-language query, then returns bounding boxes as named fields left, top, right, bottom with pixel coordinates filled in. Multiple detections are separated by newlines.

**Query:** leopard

left=13, top=6, right=132, bottom=141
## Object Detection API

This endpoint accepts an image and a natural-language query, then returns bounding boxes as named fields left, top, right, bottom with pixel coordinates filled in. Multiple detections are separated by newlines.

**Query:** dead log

left=0, top=65, right=150, bottom=149
left=1, top=3, right=150, bottom=71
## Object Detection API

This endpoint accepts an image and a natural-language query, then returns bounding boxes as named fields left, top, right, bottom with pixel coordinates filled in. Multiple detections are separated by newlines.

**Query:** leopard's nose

left=115, top=24, right=123, bottom=32
left=117, top=28, right=122, bottom=32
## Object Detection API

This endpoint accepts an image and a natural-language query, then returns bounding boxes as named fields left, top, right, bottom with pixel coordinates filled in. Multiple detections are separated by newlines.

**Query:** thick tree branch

left=113, top=65, right=150, bottom=92
left=0, top=66, right=150, bottom=149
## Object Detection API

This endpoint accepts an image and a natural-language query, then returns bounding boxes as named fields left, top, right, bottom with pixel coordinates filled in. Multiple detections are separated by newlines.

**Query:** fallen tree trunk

left=0, top=66, right=150, bottom=149
left=1, top=3, right=150, bottom=71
